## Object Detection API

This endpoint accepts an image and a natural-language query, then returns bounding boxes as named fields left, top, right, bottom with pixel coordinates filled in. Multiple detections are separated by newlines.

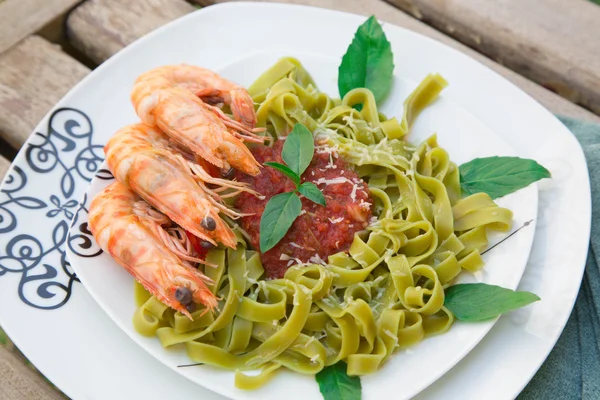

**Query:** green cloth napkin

left=519, top=117, right=600, bottom=399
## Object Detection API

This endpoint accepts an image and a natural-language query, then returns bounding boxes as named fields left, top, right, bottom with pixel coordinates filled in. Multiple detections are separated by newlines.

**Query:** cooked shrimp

left=89, top=181, right=217, bottom=319
left=131, top=81, right=262, bottom=175
left=105, top=123, right=253, bottom=248
left=135, top=64, right=257, bottom=129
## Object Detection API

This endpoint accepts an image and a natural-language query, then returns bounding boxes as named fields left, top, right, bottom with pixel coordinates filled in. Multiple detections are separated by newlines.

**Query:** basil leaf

left=264, top=162, right=301, bottom=187
left=460, top=156, right=551, bottom=199
left=259, top=192, right=302, bottom=252
left=338, top=15, right=394, bottom=104
left=316, top=361, right=361, bottom=400
left=282, top=123, right=314, bottom=176
left=445, top=283, right=540, bottom=322
left=298, top=182, right=326, bottom=206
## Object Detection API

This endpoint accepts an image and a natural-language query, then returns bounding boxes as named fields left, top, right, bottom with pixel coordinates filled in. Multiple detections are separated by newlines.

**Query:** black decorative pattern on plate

left=0, top=108, right=104, bottom=309
left=68, top=171, right=112, bottom=259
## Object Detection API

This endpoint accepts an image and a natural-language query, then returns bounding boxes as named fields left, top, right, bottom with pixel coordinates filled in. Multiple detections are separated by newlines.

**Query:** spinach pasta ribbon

left=131, top=58, right=513, bottom=389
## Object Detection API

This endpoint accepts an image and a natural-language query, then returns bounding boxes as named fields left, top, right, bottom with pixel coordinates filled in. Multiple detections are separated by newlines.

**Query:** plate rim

left=0, top=3, right=591, bottom=400
left=67, top=133, right=538, bottom=398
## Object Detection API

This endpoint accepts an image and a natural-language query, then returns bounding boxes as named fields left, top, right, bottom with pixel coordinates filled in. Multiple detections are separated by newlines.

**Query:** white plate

left=0, top=3, right=590, bottom=400
left=68, top=78, right=537, bottom=398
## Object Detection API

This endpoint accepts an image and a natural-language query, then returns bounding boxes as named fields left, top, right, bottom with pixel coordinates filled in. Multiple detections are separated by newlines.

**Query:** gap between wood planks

left=66, top=0, right=600, bottom=124
left=0, top=0, right=598, bottom=179
left=0, top=0, right=92, bottom=170
left=385, top=0, right=600, bottom=115
left=0, top=0, right=597, bottom=398
left=0, top=0, right=82, bottom=55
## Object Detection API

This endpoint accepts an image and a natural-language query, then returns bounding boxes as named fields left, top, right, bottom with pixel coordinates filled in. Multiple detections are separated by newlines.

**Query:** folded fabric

left=519, top=117, right=600, bottom=399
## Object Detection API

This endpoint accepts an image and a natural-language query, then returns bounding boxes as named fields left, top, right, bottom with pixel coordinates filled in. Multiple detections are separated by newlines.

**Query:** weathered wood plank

left=0, top=346, right=66, bottom=400
left=0, top=36, right=90, bottom=149
left=66, top=0, right=195, bottom=65
left=0, top=156, right=9, bottom=181
left=67, top=0, right=600, bottom=123
left=2, top=2, right=595, bottom=400
left=385, top=0, right=600, bottom=115
left=0, top=0, right=81, bottom=55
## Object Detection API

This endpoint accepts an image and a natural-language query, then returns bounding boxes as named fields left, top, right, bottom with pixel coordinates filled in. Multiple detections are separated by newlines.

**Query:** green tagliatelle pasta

left=132, top=57, right=513, bottom=388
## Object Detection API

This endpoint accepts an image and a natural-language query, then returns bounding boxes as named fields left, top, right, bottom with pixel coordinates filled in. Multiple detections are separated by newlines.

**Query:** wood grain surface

left=0, top=0, right=81, bottom=55
left=1, top=1, right=599, bottom=399
left=0, top=36, right=90, bottom=149
left=66, top=0, right=600, bottom=123
left=67, top=0, right=195, bottom=65
left=0, top=346, right=66, bottom=400
left=0, top=155, right=9, bottom=180
left=0, top=33, right=88, bottom=400
left=385, top=0, right=600, bottom=114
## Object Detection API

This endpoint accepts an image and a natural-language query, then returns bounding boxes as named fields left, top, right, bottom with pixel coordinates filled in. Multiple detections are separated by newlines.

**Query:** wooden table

left=0, top=0, right=598, bottom=398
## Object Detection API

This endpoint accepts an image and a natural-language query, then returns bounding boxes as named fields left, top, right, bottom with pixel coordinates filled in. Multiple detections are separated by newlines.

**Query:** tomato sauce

left=235, top=139, right=373, bottom=278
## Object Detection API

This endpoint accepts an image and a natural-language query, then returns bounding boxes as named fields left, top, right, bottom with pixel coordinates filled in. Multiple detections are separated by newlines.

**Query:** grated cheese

left=325, top=151, right=337, bottom=169
left=314, top=331, right=328, bottom=340
left=259, top=281, right=270, bottom=301
left=314, top=176, right=362, bottom=202
left=359, top=199, right=371, bottom=210
left=282, top=253, right=307, bottom=267
left=350, top=183, right=358, bottom=201
left=309, top=254, right=327, bottom=265
left=314, top=176, right=354, bottom=186
left=383, top=329, right=398, bottom=343
left=328, top=217, right=344, bottom=224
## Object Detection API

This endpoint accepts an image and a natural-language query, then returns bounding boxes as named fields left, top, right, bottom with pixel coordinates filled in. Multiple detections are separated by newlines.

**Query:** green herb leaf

left=298, top=182, right=326, bottom=206
left=264, top=162, right=301, bottom=186
left=460, top=156, right=551, bottom=199
left=282, top=123, right=315, bottom=176
left=338, top=15, right=394, bottom=104
left=259, top=192, right=302, bottom=252
left=316, top=361, right=362, bottom=400
left=0, top=327, right=8, bottom=346
left=445, top=283, right=540, bottom=322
